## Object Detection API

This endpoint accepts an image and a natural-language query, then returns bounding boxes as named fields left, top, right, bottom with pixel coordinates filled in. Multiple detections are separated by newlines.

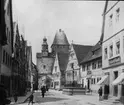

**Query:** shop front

left=112, top=71, right=124, bottom=103
left=97, top=74, right=109, bottom=99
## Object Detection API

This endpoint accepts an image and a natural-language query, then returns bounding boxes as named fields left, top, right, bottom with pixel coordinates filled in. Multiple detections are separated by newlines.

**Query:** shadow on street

left=35, top=96, right=69, bottom=104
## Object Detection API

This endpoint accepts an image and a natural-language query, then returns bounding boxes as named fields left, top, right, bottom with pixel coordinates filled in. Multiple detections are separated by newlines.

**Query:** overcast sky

left=12, top=0, right=105, bottom=64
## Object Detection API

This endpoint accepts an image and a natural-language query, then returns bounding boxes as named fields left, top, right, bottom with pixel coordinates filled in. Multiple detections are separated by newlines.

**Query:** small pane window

left=6, top=52, right=7, bottom=65
left=82, top=65, right=85, bottom=71
left=98, top=60, right=102, bottom=68
left=109, top=44, right=113, bottom=58
left=109, top=14, right=113, bottom=27
left=55, top=66, right=57, bottom=72
left=104, top=47, right=108, bottom=59
left=43, top=65, right=46, bottom=69
left=116, top=41, right=120, bottom=55
left=116, top=8, right=120, bottom=22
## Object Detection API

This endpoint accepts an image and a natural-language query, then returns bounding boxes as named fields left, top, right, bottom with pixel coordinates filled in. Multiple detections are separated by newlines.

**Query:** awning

left=112, top=73, right=124, bottom=85
left=97, top=75, right=109, bottom=85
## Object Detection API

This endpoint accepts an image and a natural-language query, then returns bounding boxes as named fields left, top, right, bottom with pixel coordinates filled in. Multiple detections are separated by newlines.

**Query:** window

left=109, top=44, right=113, bottom=58
left=7, top=2, right=10, bottom=15
left=9, top=31, right=11, bottom=43
left=82, top=65, right=85, bottom=71
left=116, top=8, right=120, bottom=22
left=3, top=50, right=5, bottom=63
left=87, top=63, right=90, bottom=70
left=98, top=60, right=102, bottom=68
left=92, top=62, right=96, bottom=70
left=6, top=52, right=7, bottom=65
left=97, top=77, right=101, bottom=82
left=70, top=63, right=74, bottom=69
left=94, top=78, right=96, bottom=84
left=55, top=66, right=57, bottom=72
left=91, top=78, right=93, bottom=84
left=109, top=14, right=113, bottom=26
left=43, top=65, right=46, bottom=69
left=116, top=41, right=120, bottom=55
left=104, top=47, right=108, bottom=59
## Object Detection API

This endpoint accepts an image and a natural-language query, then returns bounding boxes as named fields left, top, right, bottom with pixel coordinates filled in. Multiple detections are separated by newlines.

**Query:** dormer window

left=116, top=8, right=120, bottom=22
left=109, top=14, right=113, bottom=27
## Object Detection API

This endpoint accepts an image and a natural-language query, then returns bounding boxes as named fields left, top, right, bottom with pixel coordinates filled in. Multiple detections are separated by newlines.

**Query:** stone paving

left=9, top=89, right=123, bottom=105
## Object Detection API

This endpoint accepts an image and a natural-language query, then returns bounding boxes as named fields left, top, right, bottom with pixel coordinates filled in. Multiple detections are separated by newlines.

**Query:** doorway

left=87, top=79, right=90, bottom=89
left=113, top=71, right=118, bottom=96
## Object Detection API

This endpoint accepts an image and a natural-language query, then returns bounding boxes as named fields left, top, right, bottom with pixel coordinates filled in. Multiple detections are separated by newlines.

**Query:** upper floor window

left=116, top=8, right=120, bottom=22
left=109, top=14, right=113, bottom=27
left=92, top=62, right=96, bottom=70
left=55, top=66, right=57, bottom=72
left=109, top=44, right=113, bottom=58
left=70, top=63, right=74, bottom=69
left=116, top=41, right=120, bottom=55
left=43, top=65, right=46, bottom=69
left=87, top=63, right=90, bottom=70
left=98, top=60, right=102, bottom=68
left=7, top=2, right=10, bottom=16
left=82, top=65, right=85, bottom=71
left=104, top=47, right=108, bottom=59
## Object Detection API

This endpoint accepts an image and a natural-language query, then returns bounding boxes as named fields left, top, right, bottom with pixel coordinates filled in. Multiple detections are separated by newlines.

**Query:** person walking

left=41, top=86, right=46, bottom=98
left=13, top=90, right=18, bottom=103
left=28, top=93, right=34, bottom=105
left=98, top=86, right=103, bottom=101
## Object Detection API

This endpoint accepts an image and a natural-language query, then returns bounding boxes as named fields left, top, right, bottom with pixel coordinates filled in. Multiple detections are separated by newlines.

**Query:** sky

left=12, top=0, right=105, bottom=64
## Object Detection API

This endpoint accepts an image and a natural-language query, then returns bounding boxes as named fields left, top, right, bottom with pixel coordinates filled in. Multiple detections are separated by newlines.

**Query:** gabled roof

left=57, top=52, right=69, bottom=72
left=80, top=42, right=102, bottom=64
left=72, top=44, right=93, bottom=64
left=52, top=29, right=69, bottom=45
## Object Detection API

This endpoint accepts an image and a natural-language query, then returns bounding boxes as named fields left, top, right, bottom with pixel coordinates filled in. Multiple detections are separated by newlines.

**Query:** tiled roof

left=73, top=44, right=93, bottom=64
left=52, top=29, right=69, bottom=45
left=57, top=52, right=69, bottom=72
left=80, top=42, right=102, bottom=64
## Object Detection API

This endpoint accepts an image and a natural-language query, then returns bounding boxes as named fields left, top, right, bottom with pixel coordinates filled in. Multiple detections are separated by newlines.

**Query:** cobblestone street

left=10, top=90, right=123, bottom=105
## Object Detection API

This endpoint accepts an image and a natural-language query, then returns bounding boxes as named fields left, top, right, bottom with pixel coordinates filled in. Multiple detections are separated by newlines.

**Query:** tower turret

left=42, top=37, right=48, bottom=56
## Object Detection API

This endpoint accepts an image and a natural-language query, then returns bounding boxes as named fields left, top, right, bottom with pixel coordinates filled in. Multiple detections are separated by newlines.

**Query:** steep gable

left=52, top=54, right=60, bottom=74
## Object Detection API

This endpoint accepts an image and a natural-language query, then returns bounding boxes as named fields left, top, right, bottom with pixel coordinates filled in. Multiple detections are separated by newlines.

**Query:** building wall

left=52, top=54, right=61, bottom=90
left=102, top=1, right=124, bottom=98
left=0, top=0, right=13, bottom=96
left=80, top=58, right=103, bottom=92
left=37, top=57, right=54, bottom=74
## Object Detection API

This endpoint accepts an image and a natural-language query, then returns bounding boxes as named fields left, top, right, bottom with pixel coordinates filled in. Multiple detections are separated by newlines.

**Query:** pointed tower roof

left=52, top=29, right=69, bottom=45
